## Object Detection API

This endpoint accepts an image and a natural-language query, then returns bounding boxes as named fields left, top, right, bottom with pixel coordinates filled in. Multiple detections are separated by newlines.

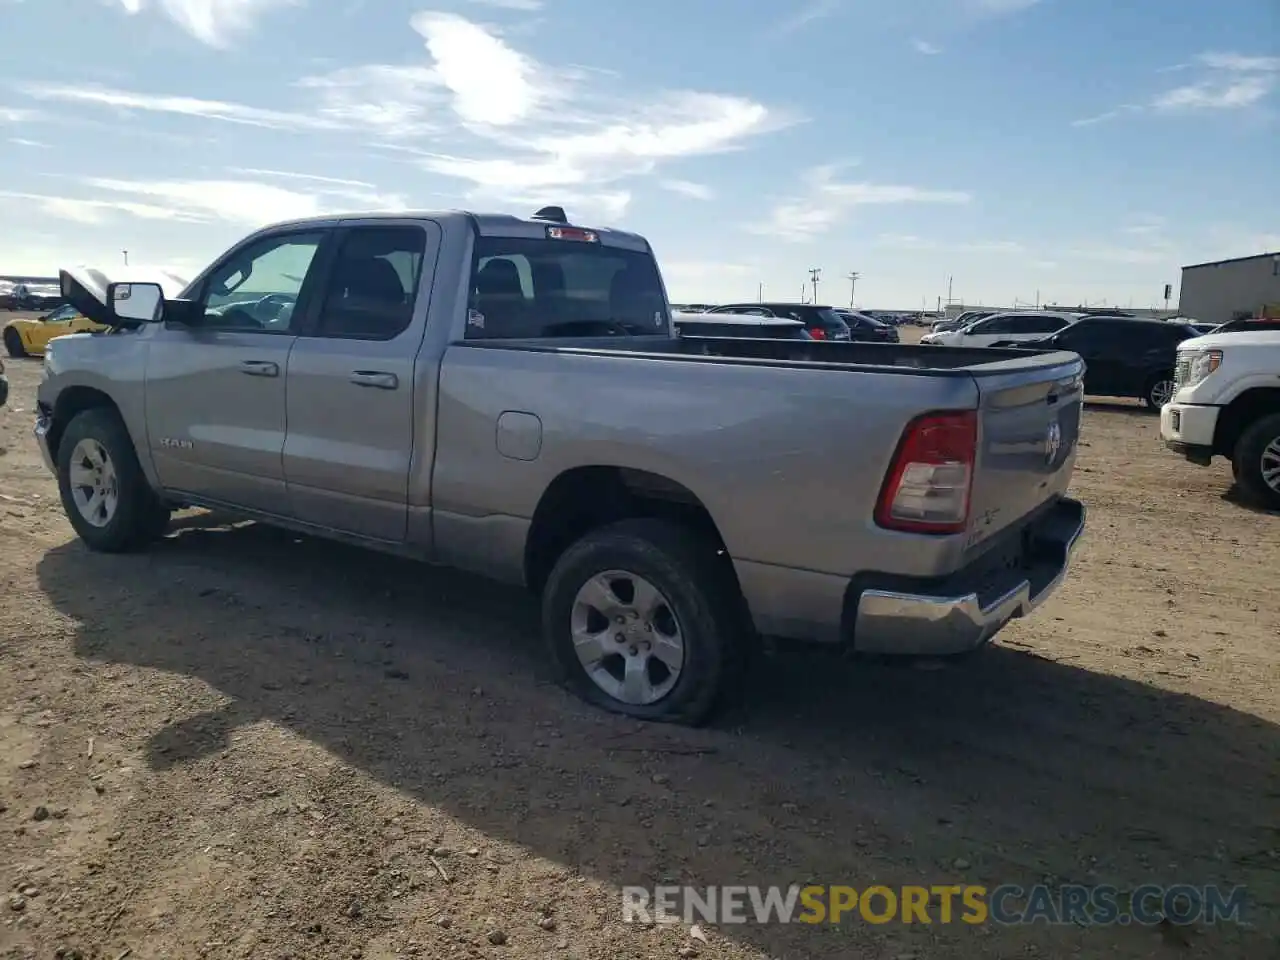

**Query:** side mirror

left=107, top=282, right=164, bottom=323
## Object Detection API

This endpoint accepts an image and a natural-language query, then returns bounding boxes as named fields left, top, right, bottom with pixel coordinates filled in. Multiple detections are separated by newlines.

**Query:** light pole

left=808, top=267, right=821, bottom=304
left=122, top=249, right=129, bottom=266
left=846, top=271, right=861, bottom=308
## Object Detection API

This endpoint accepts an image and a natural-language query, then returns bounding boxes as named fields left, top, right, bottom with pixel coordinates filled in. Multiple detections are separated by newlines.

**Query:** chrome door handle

left=349, top=371, right=398, bottom=390
left=240, top=360, right=279, bottom=377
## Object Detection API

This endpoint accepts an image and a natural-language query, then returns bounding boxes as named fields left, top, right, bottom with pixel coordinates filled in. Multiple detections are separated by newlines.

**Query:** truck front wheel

left=56, top=408, right=171, bottom=552
left=541, top=518, right=745, bottom=725
left=1232, top=412, right=1280, bottom=510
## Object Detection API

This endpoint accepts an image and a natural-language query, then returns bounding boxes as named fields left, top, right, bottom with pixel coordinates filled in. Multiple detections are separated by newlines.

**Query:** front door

left=282, top=221, right=439, bottom=542
left=144, top=230, right=328, bottom=515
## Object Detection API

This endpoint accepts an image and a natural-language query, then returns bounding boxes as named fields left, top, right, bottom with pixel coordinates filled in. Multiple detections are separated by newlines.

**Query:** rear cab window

left=465, top=234, right=669, bottom=339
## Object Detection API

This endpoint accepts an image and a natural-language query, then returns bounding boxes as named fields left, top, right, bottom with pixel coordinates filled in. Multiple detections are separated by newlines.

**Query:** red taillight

left=875, top=410, right=977, bottom=534
left=809, top=327, right=826, bottom=340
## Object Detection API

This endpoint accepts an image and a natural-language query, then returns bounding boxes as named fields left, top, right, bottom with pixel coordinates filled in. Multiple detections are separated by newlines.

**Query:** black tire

left=1232, top=412, right=1280, bottom=510
left=1142, top=372, right=1176, bottom=410
left=541, top=518, right=748, bottom=725
left=56, top=407, right=171, bottom=552
left=3, top=326, right=25, bottom=358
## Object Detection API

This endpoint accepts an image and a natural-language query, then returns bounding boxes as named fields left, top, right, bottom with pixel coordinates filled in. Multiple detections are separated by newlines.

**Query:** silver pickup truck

left=35, top=207, right=1086, bottom=724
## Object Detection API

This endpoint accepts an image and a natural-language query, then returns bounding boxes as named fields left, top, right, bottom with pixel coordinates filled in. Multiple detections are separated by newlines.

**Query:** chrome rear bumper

left=852, top=497, right=1085, bottom=656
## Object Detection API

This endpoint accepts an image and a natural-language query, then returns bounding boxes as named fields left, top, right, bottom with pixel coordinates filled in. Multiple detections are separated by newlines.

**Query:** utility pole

left=845, top=271, right=860, bottom=308
left=757, top=281, right=763, bottom=303
left=946, top=274, right=953, bottom=304
left=808, top=267, right=821, bottom=305
left=122, top=249, right=129, bottom=266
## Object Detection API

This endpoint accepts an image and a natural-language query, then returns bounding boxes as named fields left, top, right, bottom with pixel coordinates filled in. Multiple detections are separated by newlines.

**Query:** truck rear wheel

left=56, top=408, right=171, bottom=552
left=3, top=327, right=25, bottom=358
left=1232, top=412, right=1280, bottom=510
left=541, top=518, right=744, bottom=725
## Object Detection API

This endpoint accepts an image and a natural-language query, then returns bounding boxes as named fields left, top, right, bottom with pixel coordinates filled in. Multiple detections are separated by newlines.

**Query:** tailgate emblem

left=1045, top=421, right=1062, bottom=465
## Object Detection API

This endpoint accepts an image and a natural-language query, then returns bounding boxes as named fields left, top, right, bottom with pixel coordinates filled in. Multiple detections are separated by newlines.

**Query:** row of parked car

left=670, top=302, right=901, bottom=343
left=914, top=308, right=1237, bottom=410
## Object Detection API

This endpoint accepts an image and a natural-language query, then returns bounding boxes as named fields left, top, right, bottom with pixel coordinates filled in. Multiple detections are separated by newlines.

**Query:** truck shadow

left=35, top=517, right=1280, bottom=957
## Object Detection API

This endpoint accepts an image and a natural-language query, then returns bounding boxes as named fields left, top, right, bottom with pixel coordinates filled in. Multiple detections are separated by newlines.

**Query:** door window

left=201, top=232, right=324, bottom=333
left=1021, top=314, right=1071, bottom=333
left=1052, top=320, right=1102, bottom=350
left=314, top=226, right=427, bottom=340
left=973, top=315, right=1012, bottom=334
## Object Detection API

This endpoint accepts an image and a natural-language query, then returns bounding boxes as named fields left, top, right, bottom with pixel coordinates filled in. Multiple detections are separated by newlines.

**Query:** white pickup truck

left=1160, top=328, right=1280, bottom=508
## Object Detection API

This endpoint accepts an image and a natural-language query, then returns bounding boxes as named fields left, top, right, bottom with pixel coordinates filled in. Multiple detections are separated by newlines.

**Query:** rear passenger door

left=282, top=221, right=441, bottom=543
left=1050, top=320, right=1116, bottom=393
left=959, top=314, right=1014, bottom=346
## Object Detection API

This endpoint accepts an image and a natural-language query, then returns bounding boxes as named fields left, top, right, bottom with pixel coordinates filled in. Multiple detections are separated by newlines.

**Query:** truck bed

left=464, top=334, right=1080, bottom=377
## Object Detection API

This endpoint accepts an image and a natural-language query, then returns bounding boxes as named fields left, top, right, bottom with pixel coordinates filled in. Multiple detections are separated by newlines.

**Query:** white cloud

left=1070, top=104, right=1140, bottom=127
left=912, top=39, right=942, bottom=55
left=465, top=0, right=542, bottom=9
left=0, top=107, right=38, bottom=123
left=412, top=12, right=544, bottom=126
left=0, top=175, right=407, bottom=229
left=112, top=0, right=301, bottom=47
left=1061, top=243, right=1173, bottom=265
left=875, top=233, right=1025, bottom=255
left=0, top=190, right=191, bottom=224
left=1075, top=49, right=1280, bottom=125
left=9, top=137, right=48, bottom=148
left=964, top=0, right=1040, bottom=13
left=226, top=167, right=377, bottom=189
left=1196, top=51, right=1280, bottom=73
left=660, top=179, right=714, bottom=200
left=777, top=0, right=839, bottom=34
left=292, top=13, right=783, bottom=209
left=21, top=83, right=335, bottom=130
left=748, top=165, right=971, bottom=241
left=10, top=11, right=782, bottom=227
left=1153, top=75, right=1272, bottom=111
left=297, top=65, right=444, bottom=137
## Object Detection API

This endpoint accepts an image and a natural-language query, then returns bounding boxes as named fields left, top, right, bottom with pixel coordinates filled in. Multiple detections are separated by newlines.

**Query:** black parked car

left=993, top=317, right=1202, bottom=408
left=835, top=309, right=900, bottom=342
left=705, top=303, right=852, bottom=341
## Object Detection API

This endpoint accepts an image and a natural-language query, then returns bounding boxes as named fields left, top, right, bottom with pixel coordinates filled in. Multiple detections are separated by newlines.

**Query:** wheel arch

left=1214, top=387, right=1280, bottom=457
left=47, top=386, right=124, bottom=466
left=523, top=465, right=737, bottom=598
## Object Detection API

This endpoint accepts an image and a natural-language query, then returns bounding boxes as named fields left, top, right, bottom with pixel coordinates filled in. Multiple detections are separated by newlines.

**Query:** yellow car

left=4, top=304, right=108, bottom=358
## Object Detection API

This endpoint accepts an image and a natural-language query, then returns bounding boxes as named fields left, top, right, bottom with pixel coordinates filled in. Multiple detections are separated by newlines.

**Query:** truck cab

left=1161, top=328, right=1280, bottom=508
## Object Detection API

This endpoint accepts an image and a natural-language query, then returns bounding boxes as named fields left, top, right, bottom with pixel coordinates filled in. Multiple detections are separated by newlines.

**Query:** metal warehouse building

left=1178, top=251, right=1280, bottom=326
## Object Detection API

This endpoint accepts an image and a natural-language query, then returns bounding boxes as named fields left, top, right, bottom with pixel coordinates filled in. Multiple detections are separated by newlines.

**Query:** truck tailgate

left=964, top=352, right=1084, bottom=553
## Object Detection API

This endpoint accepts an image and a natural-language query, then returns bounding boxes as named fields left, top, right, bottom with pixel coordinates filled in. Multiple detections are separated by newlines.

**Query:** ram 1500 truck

left=1161, top=328, right=1280, bottom=508
left=36, top=208, right=1086, bottom=724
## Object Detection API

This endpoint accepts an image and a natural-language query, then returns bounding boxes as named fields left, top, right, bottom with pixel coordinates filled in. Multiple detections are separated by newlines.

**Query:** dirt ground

left=1, top=325, right=1277, bottom=960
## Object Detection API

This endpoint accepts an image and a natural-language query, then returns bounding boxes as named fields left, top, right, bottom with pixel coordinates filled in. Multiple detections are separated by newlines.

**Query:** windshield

left=465, top=236, right=670, bottom=339
left=42, top=305, right=79, bottom=322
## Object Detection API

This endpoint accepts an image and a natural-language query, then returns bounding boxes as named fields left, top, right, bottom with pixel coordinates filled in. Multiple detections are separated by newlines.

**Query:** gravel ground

left=1, top=332, right=1277, bottom=960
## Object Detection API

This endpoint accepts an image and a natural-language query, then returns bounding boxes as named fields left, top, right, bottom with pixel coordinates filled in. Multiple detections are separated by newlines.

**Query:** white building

left=1178, top=251, right=1280, bottom=326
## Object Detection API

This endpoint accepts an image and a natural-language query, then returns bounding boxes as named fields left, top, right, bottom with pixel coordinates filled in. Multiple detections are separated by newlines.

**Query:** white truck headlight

left=1177, top=349, right=1222, bottom=390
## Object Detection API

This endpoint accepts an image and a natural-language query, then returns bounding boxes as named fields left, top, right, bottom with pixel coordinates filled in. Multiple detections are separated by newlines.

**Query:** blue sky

left=1, top=0, right=1277, bottom=309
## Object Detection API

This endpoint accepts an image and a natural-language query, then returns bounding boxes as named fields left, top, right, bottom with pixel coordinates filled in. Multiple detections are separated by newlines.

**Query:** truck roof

left=252, top=209, right=652, bottom=251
